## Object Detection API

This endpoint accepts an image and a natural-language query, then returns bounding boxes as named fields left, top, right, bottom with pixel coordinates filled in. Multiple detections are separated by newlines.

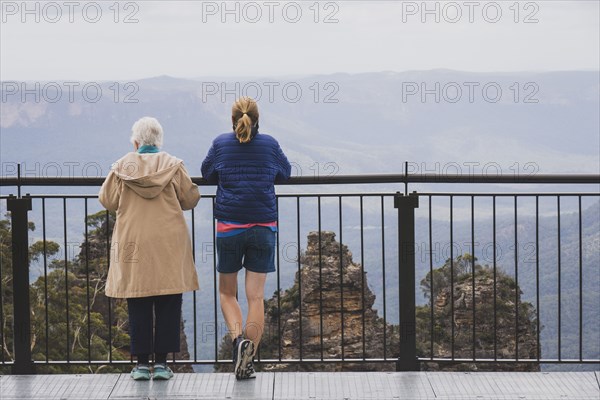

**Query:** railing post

left=395, top=191, right=419, bottom=371
left=7, top=194, right=35, bottom=374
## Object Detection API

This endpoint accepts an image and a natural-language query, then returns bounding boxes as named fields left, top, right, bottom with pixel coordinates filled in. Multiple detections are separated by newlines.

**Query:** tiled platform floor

left=0, top=371, right=598, bottom=399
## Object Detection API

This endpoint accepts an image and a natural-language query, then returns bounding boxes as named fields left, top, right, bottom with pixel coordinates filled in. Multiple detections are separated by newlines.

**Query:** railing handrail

left=1, top=173, right=599, bottom=187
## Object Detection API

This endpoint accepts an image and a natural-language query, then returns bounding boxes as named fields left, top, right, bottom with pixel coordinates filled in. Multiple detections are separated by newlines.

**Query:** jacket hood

left=112, top=152, right=183, bottom=199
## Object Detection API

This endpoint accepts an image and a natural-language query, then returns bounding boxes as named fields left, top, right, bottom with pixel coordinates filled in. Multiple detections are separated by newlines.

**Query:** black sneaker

left=232, top=335, right=243, bottom=371
left=234, top=338, right=255, bottom=380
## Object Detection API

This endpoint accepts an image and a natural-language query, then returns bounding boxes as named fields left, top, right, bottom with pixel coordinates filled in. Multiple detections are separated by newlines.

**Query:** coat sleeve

left=176, top=164, right=201, bottom=211
left=275, top=143, right=292, bottom=182
left=201, top=143, right=218, bottom=184
left=98, top=170, right=122, bottom=211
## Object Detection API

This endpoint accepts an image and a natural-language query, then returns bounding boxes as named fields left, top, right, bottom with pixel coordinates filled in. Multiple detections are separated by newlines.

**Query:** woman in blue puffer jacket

left=201, top=97, right=291, bottom=380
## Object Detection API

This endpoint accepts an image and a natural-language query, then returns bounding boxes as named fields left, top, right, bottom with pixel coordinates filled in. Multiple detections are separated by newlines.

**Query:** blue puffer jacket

left=201, top=131, right=291, bottom=223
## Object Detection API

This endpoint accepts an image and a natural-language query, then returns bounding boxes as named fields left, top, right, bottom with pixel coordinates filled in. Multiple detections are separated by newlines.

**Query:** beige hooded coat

left=99, top=152, right=200, bottom=298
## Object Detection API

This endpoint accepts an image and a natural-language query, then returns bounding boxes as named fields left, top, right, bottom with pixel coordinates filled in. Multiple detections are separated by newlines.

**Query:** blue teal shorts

left=216, top=226, right=276, bottom=274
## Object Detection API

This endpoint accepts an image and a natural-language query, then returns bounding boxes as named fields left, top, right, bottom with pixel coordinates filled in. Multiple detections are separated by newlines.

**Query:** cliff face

left=417, top=255, right=540, bottom=371
left=218, top=231, right=540, bottom=372
left=259, top=231, right=399, bottom=371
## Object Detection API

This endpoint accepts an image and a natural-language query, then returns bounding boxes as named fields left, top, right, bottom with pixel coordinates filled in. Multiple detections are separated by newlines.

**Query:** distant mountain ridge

left=1, top=70, right=598, bottom=178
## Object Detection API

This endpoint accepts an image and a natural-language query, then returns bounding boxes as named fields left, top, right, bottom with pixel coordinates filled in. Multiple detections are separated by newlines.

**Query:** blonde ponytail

left=235, top=113, right=253, bottom=143
left=232, top=97, right=259, bottom=143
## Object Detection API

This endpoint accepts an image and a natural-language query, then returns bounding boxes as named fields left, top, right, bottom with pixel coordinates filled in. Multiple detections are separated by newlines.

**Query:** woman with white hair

left=99, top=117, right=200, bottom=381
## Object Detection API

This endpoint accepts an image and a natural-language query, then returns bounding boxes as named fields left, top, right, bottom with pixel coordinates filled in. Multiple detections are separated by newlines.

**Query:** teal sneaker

left=153, top=364, right=174, bottom=380
left=130, top=365, right=151, bottom=380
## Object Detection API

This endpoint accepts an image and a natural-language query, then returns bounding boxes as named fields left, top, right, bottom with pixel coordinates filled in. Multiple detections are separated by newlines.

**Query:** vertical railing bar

left=471, top=195, right=476, bottom=361
left=395, top=191, right=419, bottom=371
left=105, top=210, right=112, bottom=364
left=107, top=298, right=113, bottom=364
left=557, top=195, right=561, bottom=361
left=0, top=198, right=3, bottom=364
left=318, top=196, right=324, bottom=361
left=360, top=195, right=366, bottom=360
left=42, top=198, right=49, bottom=363
left=404, top=161, right=408, bottom=196
left=17, top=164, right=21, bottom=198
left=493, top=195, right=497, bottom=362
left=296, top=196, right=303, bottom=361
left=6, top=193, right=34, bottom=373
left=276, top=197, right=282, bottom=361
left=578, top=195, right=583, bottom=362
left=428, top=195, right=434, bottom=360
left=212, top=198, right=218, bottom=362
left=381, top=195, right=387, bottom=360
left=396, top=193, right=402, bottom=369
left=338, top=196, right=345, bottom=361
left=63, top=198, right=70, bottom=363
left=450, top=195, right=454, bottom=360
left=84, top=199, right=92, bottom=363
left=514, top=195, right=519, bottom=361
left=535, top=195, right=540, bottom=362
left=191, top=208, right=197, bottom=363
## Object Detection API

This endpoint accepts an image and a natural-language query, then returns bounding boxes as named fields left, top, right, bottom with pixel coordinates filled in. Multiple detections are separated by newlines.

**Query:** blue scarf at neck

left=137, top=145, right=159, bottom=154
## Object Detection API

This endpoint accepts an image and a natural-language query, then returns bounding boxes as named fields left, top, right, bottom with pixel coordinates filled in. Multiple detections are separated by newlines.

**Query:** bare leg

left=244, top=270, right=267, bottom=347
left=219, top=272, right=243, bottom=341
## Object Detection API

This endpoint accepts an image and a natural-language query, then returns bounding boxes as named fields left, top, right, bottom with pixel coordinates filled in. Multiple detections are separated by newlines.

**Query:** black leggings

left=127, top=293, right=183, bottom=358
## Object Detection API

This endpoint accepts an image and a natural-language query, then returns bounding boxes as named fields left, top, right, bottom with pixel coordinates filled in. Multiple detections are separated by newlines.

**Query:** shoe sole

left=153, top=374, right=173, bottom=380
left=235, top=340, right=255, bottom=380
left=131, top=374, right=150, bottom=381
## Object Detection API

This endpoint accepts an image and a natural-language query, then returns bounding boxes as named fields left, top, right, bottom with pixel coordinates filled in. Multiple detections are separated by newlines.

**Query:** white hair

left=130, top=117, right=164, bottom=148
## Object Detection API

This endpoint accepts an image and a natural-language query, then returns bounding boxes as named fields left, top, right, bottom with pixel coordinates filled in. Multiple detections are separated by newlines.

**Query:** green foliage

left=29, top=241, right=60, bottom=263
left=0, top=212, right=130, bottom=373
left=420, top=253, right=482, bottom=300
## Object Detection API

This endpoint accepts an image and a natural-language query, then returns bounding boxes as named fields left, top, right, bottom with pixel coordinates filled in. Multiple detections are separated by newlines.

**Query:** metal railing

left=1, top=169, right=599, bottom=374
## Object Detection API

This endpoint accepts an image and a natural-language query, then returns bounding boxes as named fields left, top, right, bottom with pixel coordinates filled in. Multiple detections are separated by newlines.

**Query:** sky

left=1, top=0, right=599, bottom=81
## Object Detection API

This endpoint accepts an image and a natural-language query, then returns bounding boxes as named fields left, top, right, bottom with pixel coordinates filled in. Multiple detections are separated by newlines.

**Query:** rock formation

left=417, top=254, right=540, bottom=371
left=260, top=231, right=400, bottom=371
left=217, top=232, right=540, bottom=372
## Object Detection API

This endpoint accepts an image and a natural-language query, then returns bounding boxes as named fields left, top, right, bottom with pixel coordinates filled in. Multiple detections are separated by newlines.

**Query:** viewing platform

left=1, top=371, right=599, bottom=399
